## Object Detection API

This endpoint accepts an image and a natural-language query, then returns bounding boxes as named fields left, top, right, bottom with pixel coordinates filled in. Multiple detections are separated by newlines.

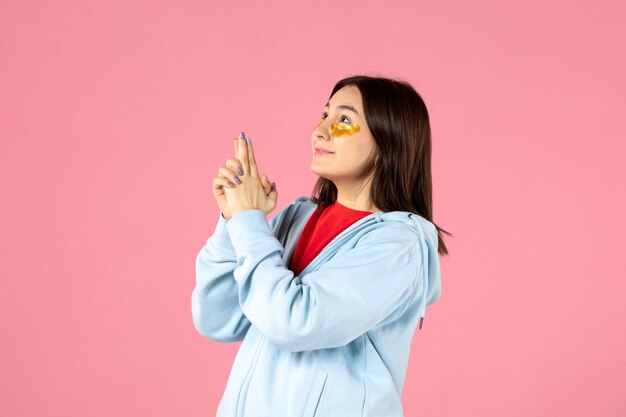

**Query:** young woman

left=192, top=75, right=451, bottom=417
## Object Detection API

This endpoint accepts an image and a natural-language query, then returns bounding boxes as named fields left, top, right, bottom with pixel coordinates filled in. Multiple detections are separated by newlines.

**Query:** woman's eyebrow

left=324, top=102, right=360, bottom=116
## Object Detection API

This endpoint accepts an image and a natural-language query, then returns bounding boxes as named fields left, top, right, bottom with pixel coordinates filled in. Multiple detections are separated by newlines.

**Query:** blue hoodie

left=192, top=195, right=442, bottom=417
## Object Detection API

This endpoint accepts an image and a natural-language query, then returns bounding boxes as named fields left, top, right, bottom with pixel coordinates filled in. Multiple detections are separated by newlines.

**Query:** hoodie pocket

left=301, top=368, right=328, bottom=417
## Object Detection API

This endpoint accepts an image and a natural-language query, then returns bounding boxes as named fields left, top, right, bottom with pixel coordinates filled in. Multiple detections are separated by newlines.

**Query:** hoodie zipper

left=275, top=204, right=297, bottom=246
left=235, top=335, right=267, bottom=417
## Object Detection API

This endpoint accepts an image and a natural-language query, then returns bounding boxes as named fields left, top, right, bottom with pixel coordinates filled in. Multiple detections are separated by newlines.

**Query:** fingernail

left=246, top=137, right=251, bottom=145
left=234, top=176, right=241, bottom=184
left=266, top=175, right=269, bottom=182
left=239, top=132, right=245, bottom=139
left=237, top=167, right=244, bottom=175
left=227, top=181, right=235, bottom=187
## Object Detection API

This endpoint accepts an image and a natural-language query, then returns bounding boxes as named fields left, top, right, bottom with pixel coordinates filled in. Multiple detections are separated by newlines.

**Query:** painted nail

left=237, top=167, right=244, bottom=175
left=246, top=137, right=251, bottom=145
left=239, top=132, right=245, bottom=139
left=234, top=176, right=241, bottom=184
left=227, top=181, right=235, bottom=187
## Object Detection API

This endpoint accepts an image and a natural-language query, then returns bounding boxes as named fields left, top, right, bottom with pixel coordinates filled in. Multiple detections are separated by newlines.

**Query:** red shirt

left=289, top=200, right=374, bottom=277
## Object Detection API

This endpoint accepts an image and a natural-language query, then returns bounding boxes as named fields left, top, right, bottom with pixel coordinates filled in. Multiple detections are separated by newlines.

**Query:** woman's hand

left=223, top=135, right=277, bottom=219
left=211, top=134, right=277, bottom=220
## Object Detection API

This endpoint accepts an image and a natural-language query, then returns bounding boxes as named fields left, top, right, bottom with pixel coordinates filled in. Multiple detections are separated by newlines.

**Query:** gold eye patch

left=329, top=123, right=360, bottom=137
left=314, top=119, right=361, bottom=137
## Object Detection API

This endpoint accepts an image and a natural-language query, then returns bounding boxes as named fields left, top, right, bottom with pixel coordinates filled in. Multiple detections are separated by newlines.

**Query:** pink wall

left=1, top=1, right=625, bottom=416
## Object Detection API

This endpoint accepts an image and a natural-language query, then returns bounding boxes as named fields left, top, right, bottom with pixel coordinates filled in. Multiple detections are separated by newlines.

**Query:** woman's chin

left=310, top=163, right=327, bottom=174
left=310, top=166, right=334, bottom=181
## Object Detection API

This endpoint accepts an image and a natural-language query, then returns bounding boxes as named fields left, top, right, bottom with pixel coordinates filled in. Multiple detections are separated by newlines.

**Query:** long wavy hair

left=311, top=74, right=452, bottom=256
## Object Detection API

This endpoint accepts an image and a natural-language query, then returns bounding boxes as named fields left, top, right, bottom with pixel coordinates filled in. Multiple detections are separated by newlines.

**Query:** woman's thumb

left=259, top=175, right=269, bottom=194
left=270, top=182, right=278, bottom=199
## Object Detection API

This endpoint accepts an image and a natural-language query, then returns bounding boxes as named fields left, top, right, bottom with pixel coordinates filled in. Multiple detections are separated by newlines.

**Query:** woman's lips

left=314, top=149, right=334, bottom=156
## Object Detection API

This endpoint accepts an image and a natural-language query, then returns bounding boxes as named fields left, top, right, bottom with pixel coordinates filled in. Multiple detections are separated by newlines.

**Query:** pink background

left=1, top=1, right=625, bottom=416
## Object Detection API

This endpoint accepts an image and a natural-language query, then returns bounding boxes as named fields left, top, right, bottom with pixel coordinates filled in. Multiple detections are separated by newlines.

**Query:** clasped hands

left=212, top=133, right=278, bottom=220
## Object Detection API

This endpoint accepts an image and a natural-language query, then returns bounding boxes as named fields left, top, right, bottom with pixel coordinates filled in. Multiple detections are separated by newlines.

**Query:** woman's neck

left=334, top=177, right=379, bottom=213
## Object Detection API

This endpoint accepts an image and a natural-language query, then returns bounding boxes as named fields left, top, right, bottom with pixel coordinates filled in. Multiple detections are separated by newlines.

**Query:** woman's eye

left=320, top=112, right=351, bottom=124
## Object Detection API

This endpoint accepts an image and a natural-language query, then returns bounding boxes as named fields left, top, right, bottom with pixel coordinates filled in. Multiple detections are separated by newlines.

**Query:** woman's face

left=310, top=85, right=378, bottom=184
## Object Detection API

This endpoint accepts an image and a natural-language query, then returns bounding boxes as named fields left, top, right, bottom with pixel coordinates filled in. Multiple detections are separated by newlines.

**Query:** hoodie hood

left=377, top=210, right=442, bottom=327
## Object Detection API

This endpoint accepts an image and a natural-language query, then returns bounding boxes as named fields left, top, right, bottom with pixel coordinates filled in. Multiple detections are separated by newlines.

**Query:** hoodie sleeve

left=225, top=209, right=423, bottom=352
left=191, top=206, right=292, bottom=342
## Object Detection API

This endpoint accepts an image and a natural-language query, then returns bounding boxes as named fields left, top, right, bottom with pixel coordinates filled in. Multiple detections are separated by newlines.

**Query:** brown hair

left=311, top=74, right=452, bottom=256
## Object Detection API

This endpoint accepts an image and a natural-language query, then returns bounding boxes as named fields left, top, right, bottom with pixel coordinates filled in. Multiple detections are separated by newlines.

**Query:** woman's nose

left=313, top=119, right=330, bottom=140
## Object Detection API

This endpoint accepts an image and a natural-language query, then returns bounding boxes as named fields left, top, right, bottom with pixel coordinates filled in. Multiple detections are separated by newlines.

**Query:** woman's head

left=310, top=74, right=451, bottom=256
left=310, top=84, right=379, bottom=191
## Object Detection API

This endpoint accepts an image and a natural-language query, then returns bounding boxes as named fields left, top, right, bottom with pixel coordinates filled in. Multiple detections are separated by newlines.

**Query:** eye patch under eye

left=314, top=118, right=361, bottom=137
left=329, top=123, right=360, bottom=137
